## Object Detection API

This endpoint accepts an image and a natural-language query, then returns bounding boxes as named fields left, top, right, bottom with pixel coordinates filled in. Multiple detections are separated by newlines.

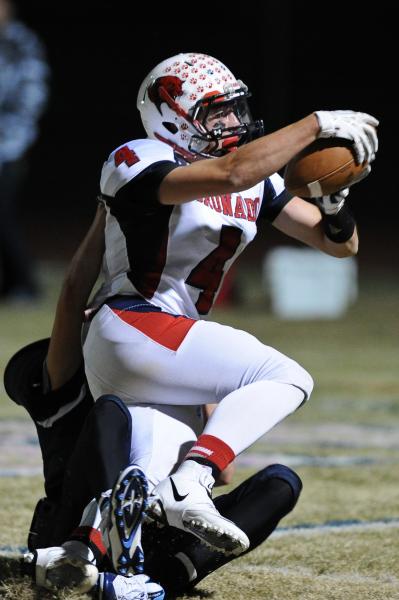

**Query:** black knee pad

left=89, top=394, right=132, bottom=443
left=91, top=394, right=132, bottom=419
left=60, top=395, right=132, bottom=520
left=259, top=463, right=303, bottom=502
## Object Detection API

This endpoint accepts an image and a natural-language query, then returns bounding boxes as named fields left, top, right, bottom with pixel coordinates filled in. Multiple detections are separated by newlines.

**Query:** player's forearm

left=274, top=197, right=358, bottom=258
left=47, top=206, right=105, bottom=389
left=300, top=218, right=359, bottom=258
left=322, top=227, right=359, bottom=258
left=227, top=114, right=320, bottom=190
left=159, top=114, right=319, bottom=205
left=61, top=206, right=106, bottom=311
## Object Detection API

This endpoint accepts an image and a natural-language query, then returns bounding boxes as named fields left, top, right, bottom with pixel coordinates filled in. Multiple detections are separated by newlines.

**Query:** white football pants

left=83, top=305, right=313, bottom=458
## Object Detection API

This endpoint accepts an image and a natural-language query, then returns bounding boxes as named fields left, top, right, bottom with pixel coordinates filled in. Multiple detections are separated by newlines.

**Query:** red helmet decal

left=148, top=76, right=184, bottom=114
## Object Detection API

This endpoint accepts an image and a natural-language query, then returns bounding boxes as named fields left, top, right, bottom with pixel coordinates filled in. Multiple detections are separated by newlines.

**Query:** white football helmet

left=137, top=52, right=264, bottom=160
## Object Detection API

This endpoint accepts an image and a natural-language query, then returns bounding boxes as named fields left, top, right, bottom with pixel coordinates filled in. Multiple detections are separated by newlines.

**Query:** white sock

left=202, top=381, right=304, bottom=455
left=79, top=497, right=103, bottom=529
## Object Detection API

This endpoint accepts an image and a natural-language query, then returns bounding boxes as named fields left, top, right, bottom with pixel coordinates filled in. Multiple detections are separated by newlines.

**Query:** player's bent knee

left=79, top=395, right=132, bottom=486
left=302, top=368, right=314, bottom=400
left=292, top=364, right=314, bottom=404
left=92, top=394, right=132, bottom=421
left=257, top=349, right=314, bottom=404
left=262, top=464, right=303, bottom=502
left=86, top=395, right=132, bottom=448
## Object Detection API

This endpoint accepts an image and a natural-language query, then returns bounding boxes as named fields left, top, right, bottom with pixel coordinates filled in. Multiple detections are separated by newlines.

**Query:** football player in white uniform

left=82, top=52, right=378, bottom=556
left=8, top=205, right=303, bottom=599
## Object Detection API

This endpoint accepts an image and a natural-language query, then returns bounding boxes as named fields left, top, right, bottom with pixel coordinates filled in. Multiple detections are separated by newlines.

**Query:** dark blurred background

left=12, top=1, right=397, bottom=272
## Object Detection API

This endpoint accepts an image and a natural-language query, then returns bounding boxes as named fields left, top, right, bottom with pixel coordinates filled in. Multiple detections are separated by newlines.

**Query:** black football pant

left=29, top=395, right=132, bottom=548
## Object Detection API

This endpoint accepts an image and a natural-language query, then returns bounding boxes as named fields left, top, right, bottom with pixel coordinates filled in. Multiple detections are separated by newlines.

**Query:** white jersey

left=97, top=138, right=291, bottom=319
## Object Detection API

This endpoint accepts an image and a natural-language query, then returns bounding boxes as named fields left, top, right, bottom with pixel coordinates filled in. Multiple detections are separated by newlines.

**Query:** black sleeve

left=26, top=362, right=88, bottom=423
left=257, top=178, right=293, bottom=223
left=102, top=160, right=179, bottom=213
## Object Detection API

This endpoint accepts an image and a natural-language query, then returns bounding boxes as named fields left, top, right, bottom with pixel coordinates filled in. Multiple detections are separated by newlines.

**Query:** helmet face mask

left=189, top=88, right=261, bottom=156
left=137, top=53, right=264, bottom=160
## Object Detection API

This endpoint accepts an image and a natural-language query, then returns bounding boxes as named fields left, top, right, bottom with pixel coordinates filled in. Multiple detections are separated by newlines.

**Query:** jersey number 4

left=186, top=225, right=242, bottom=315
left=114, top=146, right=140, bottom=167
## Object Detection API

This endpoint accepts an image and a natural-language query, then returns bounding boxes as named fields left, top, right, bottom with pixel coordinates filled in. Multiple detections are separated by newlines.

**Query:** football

left=284, top=138, right=369, bottom=198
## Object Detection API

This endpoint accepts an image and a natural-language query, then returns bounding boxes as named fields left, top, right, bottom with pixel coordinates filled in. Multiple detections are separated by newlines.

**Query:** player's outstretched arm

left=159, top=111, right=378, bottom=206
left=46, top=205, right=105, bottom=390
left=160, top=115, right=319, bottom=205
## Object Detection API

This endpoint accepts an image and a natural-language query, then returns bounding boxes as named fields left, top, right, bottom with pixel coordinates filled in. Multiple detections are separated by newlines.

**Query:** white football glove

left=315, top=110, right=379, bottom=165
left=315, top=187, right=349, bottom=215
left=349, top=164, right=372, bottom=186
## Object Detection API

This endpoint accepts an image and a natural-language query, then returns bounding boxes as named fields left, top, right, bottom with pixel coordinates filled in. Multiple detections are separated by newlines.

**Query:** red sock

left=68, top=526, right=107, bottom=565
left=185, top=434, right=235, bottom=473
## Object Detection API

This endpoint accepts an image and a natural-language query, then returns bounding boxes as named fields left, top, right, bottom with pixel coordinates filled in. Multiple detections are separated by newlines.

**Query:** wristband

left=321, top=204, right=356, bottom=243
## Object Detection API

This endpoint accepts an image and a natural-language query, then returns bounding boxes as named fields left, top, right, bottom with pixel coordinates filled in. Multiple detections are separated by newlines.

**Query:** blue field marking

left=0, top=454, right=389, bottom=478
left=0, top=453, right=384, bottom=477
left=1, top=518, right=398, bottom=558
left=0, top=545, right=27, bottom=557
left=236, top=453, right=382, bottom=468
left=272, top=517, right=399, bottom=538
left=0, top=468, right=42, bottom=477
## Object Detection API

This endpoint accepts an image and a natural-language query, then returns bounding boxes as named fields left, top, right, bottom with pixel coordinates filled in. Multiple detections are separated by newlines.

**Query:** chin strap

left=154, top=133, right=201, bottom=162
left=221, top=136, right=240, bottom=153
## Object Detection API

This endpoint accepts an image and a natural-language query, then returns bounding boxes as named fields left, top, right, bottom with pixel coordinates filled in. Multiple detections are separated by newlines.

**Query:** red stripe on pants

left=112, top=309, right=195, bottom=351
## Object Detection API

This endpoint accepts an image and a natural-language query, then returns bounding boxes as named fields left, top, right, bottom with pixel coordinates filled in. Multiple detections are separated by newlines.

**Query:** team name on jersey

left=197, top=194, right=260, bottom=222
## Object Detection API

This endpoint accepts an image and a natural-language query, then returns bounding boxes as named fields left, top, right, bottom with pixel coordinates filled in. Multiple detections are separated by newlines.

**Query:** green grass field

left=0, top=264, right=398, bottom=599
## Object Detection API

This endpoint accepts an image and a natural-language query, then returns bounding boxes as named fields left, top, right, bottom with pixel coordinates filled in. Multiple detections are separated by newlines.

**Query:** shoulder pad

left=100, top=138, right=176, bottom=197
